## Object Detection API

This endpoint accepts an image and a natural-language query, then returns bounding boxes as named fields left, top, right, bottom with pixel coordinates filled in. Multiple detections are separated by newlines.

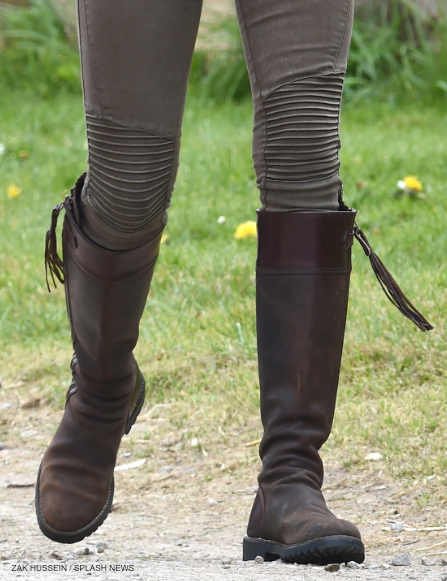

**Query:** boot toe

left=37, top=463, right=113, bottom=538
left=284, top=515, right=361, bottom=545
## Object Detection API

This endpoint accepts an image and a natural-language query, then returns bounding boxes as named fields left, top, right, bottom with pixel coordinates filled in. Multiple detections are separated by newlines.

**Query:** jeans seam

left=237, top=0, right=268, bottom=206
left=261, top=71, right=343, bottom=102
left=332, top=0, right=351, bottom=73
left=85, top=112, right=175, bottom=142
left=83, top=1, right=104, bottom=117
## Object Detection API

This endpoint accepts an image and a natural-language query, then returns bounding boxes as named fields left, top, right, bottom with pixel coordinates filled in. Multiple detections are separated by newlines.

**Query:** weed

left=0, top=0, right=80, bottom=95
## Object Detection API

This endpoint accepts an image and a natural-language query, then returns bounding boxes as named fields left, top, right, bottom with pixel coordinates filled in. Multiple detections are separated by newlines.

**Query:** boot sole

left=243, top=535, right=365, bottom=565
left=35, top=373, right=146, bottom=544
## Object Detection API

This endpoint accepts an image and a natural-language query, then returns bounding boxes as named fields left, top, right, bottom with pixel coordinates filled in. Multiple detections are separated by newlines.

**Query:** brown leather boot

left=36, top=175, right=162, bottom=543
left=243, top=210, right=365, bottom=565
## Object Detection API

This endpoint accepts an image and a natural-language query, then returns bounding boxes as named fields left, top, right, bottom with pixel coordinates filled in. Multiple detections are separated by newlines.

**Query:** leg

left=36, top=0, right=202, bottom=543
left=236, top=0, right=365, bottom=564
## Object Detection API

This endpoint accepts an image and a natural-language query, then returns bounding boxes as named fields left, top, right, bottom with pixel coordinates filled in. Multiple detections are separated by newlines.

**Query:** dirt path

left=1, top=398, right=447, bottom=580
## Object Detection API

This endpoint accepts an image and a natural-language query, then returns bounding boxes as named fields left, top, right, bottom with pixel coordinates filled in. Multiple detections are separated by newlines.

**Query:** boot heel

left=243, top=537, right=280, bottom=562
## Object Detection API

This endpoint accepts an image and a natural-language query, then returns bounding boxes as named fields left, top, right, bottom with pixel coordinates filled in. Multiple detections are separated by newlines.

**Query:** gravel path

left=2, top=400, right=447, bottom=581
left=1, top=557, right=447, bottom=581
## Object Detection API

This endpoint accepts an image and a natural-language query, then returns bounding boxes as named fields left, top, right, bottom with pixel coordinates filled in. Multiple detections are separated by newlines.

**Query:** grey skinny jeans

left=77, top=0, right=354, bottom=250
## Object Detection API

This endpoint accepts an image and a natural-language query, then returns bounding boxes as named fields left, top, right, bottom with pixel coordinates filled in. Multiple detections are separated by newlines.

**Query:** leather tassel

left=44, top=201, right=65, bottom=292
left=353, top=223, right=433, bottom=332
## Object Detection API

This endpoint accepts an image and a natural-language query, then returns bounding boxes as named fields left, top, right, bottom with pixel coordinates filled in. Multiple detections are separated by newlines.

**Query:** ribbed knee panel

left=84, top=114, right=176, bottom=234
left=260, top=73, right=345, bottom=211
left=264, top=73, right=344, bottom=185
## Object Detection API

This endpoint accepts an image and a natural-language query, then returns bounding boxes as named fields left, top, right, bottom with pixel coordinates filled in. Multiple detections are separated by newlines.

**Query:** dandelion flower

left=7, top=184, right=21, bottom=198
left=403, top=176, right=423, bottom=192
left=161, top=233, right=168, bottom=244
left=234, top=220, right=257, bottom=240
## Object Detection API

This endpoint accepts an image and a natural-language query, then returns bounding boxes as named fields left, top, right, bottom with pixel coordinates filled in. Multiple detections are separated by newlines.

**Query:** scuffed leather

left=248, top=210, right=362, bottom=545
left=38, top=178, right=161, bottom=534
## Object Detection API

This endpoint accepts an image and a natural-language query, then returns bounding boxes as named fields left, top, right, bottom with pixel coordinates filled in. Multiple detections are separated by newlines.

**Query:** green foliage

left=193, top=1, right=447, bottom=103
left=191, top=14, right=251, bottom=102
left=0, top=91, right=446, bottom=479
left=0, top=0, right=446, bottom=101
left=0, top=0, right=80, bottom=95
left=345, top=0, right=447, bottom=101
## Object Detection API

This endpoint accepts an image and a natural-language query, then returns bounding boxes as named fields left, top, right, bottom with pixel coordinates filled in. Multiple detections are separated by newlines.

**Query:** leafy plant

left=192, top=0, right=447, bottom=103
left=345, top=0, right=439, bottom=99
left=192, top=12, right=250, bottom=102
left=0, top=0, right=80, bottom=95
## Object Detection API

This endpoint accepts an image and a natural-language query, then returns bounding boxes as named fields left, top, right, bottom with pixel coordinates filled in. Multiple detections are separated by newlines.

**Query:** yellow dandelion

left=403, top=175, right=423, bottom=192
left=7, top=184, right=22, bottom=198
left=161, top=233, right=168, bottom=244
left=234, top=220, right=257, bottom=240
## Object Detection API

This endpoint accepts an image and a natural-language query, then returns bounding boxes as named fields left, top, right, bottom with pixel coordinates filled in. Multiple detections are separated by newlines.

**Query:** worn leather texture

left=37, top=182, right=161, bottom=535
left=247, top=210, right=362, bottom=545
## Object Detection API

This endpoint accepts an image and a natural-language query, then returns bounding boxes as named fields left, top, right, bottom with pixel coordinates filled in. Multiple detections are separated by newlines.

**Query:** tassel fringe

left=44, top=201, right=65, bottom=292
left=353, top=223, right=433, bottom=332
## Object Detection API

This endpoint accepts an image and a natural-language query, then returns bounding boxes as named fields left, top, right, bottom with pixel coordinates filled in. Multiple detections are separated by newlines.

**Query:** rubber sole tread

left=243, top=535, right=365, bottom=565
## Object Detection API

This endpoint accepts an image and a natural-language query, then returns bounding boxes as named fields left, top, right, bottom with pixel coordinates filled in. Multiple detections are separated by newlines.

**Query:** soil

left=1, top=396, right=447, bottom=580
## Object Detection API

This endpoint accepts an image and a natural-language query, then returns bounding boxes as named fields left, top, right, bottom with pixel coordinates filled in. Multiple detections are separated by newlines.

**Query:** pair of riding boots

left=36, top=174, right=431, bottom=563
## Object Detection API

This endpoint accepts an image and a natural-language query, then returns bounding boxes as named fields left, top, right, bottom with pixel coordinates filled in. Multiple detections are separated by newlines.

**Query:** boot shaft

left=256, top=210, right=355, bottom=485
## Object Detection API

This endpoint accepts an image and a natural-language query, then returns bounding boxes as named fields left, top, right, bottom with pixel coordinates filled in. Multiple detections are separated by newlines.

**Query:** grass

left=0, top=90, right=446, bottom=493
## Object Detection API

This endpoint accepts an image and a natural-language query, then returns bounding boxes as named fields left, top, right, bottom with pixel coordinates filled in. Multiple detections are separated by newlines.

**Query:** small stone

left=0, top=443, right=6, bottom=451
left=1, top=403, right=11, bottom=409
left=254, top=555, right=264, bottom=564
left=114, top=458, right=145, bottom=471
left=158, top=465, right=174, bottom=474
left=190, top=437, right=199, bottom=447
left=324, top=563, right=340, bottom=572
left=222, top=564, right=230, bottom=569
left=391, top=551, right=412, bottom=567
left=208, top=497, right=218, bottom=506
left=221, top=558, right=231, bottom=565
left=442, top=575, right=447, bottom=581
left=174, top=540, right=184, bottom=546
left=50, top=551, right=63, bottom=560
left=421, top=557, right=436, bottom=566
left=181, top=467, right=196, bottom=474
left=96, top=542, right=107, bottom=553
left=74, top=546, right=91, bottom=556
left=122, top=452, right=132, bottom=458
left=367, top=563, right=381, bottom=569
left=20, top=430, right=38, bottom=438
left=365, top=452, right=383, bottom=461
left=347, top=561, right=362, bottom=569
left=441, top=559, right=447, bottom=566
left=390, top=522, right=405, bottom=532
